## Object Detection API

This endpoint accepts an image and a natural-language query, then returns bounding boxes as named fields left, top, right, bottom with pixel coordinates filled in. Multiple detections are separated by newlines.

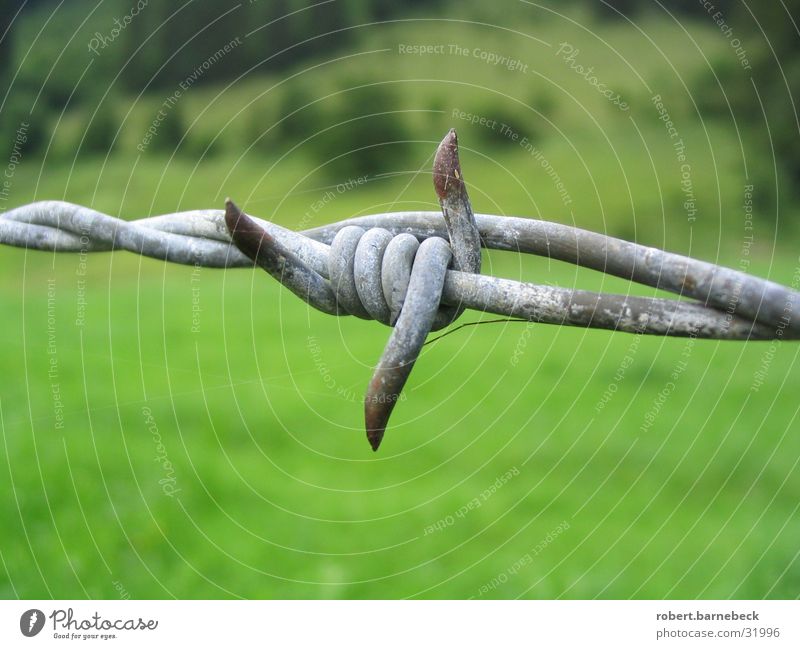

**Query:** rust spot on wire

left=433, top=128, right=463, bottom=201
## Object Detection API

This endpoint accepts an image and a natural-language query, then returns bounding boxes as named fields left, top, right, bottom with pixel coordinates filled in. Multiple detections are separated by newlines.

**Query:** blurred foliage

left=3, top=0, right=795, bottom=199
left=0, top=0, right=445, bottom=177
left=738, top=2, right=800, bottom=188
left=595, top=0, right=739, bottom=20
left=683, top=1, right=800, bottom=204
left=2, top=0, right=793, bottom=242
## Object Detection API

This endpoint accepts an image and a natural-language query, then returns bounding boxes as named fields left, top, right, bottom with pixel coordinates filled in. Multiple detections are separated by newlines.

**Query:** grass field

left=1, top=152, right=799, bottom=599
left=1, top=6, right=799, bottom=599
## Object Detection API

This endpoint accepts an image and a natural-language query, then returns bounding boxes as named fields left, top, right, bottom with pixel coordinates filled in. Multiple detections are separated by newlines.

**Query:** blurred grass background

left=0, top=0, right=798, bottom=598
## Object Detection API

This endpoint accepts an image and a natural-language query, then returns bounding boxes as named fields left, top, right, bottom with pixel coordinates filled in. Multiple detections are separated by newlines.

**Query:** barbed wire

left=3, top=199, right=795, bottom=339
left=1, top=129, right=798, bottom=449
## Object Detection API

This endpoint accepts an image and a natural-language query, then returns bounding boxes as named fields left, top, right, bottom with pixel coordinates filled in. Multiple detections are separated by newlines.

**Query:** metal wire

left=2, top=129, right=798, bottom=450
left=2, top=198, right=796, bottom=340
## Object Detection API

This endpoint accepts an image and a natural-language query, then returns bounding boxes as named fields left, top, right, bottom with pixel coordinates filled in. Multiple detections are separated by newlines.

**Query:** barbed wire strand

left=2, top=198, right=796, bottom=342
left=3, top=130, right=800, bottom=449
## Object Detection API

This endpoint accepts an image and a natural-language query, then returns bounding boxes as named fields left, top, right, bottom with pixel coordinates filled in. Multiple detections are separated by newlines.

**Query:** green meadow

left=1, top=4, right=798, bottom=599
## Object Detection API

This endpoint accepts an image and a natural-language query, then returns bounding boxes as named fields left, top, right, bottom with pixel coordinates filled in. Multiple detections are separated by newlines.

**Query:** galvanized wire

left=2, top=198, right=797, bottom=341
left=6, top=129, right=799, bottom=452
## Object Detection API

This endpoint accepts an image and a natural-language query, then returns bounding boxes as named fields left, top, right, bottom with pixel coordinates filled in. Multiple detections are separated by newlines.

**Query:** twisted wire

left=2, top=199, right=796, bottom=341
left=2, top=127, right=799, bottom=451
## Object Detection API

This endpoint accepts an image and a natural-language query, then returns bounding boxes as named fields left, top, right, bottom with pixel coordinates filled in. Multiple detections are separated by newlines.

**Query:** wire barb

left=363, top=130, right=482, bottom=450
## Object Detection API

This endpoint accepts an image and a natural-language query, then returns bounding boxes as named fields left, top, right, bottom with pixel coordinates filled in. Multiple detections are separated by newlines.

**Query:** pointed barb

left=224, top=198, right=273, bottom=260
left=224, top=198, right=341, bottom=316
left=433, top=129, right=481, bottom=275
left=364, top=367, right=401, bottom=453
left=433, top=128, right=463, bottom=201
left=367, top=427, right=384, bottom=452
left=364, top=366, right=406, bottom=452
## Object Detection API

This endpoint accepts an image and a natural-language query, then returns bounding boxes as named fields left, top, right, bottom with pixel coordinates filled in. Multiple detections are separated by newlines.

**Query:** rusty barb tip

left=223, top=198, right=275, bottom=264
left=367, top=430, right=382, bottom=452
left=224, top=198, right=266, bottom=241
left=224, top=198, right=243, bottom=230
left=433, top=128, right=463, bottom=201
left=365, top=374, right=390, bottom=451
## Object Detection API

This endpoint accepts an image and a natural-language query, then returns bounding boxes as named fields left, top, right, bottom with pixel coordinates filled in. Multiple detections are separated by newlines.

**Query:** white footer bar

left=1, top=600, right=797, bottom=648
